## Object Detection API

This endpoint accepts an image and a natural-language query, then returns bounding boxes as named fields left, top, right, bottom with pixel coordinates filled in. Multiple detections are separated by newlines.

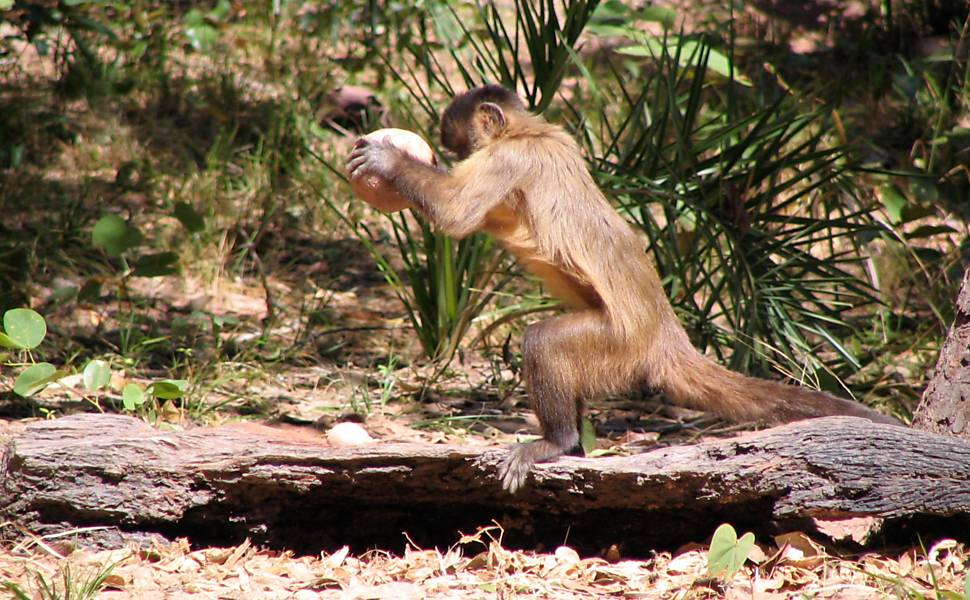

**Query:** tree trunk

left=913, top=268, right=970, bottom=439
left=3, top=414, right=970, bottom=556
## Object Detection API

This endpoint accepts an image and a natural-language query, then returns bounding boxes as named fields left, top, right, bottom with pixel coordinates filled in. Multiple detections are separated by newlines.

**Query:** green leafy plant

left=89, top=207, right=205, bottom=361
left=0, top=308, right=59, bottom=397
left=0, top=1, right=179, bottom=101
left=588, top=6, right=749, bottom=85
left=707, top=523, right=755, bottom=579
left=0, top=306, right=187, bottom=413
left=309, top=137, right=505, bottom=366
left=343, top=199, right=509, bottom=363
left=892, top=21, right=970, bottom=214
left=311, top=0, right=607, bottom=365
left=119, top=378, right=189, bottom=415
left=80, top=355, right=188, bottom=416
left=343, top=354, right=400, bottom=417
left=2, top=561, right=116, bottom=600
left=376, top=353, right=399, bottom=408
left=568, top=33, right=881, bottom=388
left=91, top=214, right=180, bottom=278
left=183, top=0, right=231, bottom=54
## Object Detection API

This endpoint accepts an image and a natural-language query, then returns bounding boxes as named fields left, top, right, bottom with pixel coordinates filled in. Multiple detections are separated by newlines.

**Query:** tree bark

left=913, top=268, right=970, bottom=439
left=3, top=414, right=970, bottom=556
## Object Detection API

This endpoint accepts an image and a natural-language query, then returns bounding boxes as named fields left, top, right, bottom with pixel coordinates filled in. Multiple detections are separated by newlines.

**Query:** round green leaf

left=14, top=362, right=57, bottom=397
left=78, top=279, right=103, bottom=303
left=82, top=359, right=112, bottom=391
left=149, top=379, right=188, bottom=400
left=212, top=314, right=239, bottom=328
left=132, top=252, right=180, bottom=277
left=878, top=183, right=907, bottom=225
left=0, top=331, right=19, bottom=349
left=122, top=383, right=146, bottom=411
left=173, top=201, right=205, bottom=233
left=708, top=523, right=756, bottom=578
left=184, top=9, right=219, bottom=53
left=92, top=214, right=143, bottom=257
left=3, top=308, right=47, bottom=349
left=49, top=285, right=79, bottom=305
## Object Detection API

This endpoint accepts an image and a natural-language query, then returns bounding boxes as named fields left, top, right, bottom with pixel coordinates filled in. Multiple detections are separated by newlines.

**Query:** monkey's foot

left=499, top=439, right=579, bottom=493
left=498, top=444, right=536, bottom=493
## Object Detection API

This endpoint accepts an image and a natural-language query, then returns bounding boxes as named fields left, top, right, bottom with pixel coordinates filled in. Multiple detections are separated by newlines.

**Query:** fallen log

left=2, top=414, right=969, bottom=556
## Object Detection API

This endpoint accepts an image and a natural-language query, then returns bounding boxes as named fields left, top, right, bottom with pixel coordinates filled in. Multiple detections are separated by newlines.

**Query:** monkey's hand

left=346, top=138, right=403, bottom=181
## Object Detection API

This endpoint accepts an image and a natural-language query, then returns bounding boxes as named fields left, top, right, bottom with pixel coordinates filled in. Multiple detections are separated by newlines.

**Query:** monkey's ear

left=476, top=102, right=507, bottom=138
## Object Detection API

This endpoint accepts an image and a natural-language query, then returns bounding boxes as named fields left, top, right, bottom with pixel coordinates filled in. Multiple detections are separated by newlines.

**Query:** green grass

left=3, top=561, right=117, bottom=600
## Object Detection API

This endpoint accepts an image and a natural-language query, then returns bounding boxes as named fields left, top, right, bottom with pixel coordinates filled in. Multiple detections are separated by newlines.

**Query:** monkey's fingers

left=346, top=150, right=372, bottom=177
left=346, top=144, right=367, bottom=162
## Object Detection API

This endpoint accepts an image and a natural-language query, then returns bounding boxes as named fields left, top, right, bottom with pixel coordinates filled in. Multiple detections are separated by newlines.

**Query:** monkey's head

left=440, top=85, right=524, bottom=159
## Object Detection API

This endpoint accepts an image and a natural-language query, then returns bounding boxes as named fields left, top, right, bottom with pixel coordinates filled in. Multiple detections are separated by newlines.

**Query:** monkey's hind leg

left=499, top=311, right=624, bottom=493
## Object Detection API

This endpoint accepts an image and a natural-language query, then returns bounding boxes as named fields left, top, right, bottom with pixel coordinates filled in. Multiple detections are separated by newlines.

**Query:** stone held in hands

left=350, top=128, right=436, bottom=213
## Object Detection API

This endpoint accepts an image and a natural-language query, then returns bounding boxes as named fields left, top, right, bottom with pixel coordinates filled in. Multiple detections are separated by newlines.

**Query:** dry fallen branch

left=2, top=414, right=970, bottom=556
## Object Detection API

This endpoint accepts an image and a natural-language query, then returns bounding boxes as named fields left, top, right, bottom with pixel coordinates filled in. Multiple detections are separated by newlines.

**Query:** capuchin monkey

left=346, top=85, right=899, bottom=493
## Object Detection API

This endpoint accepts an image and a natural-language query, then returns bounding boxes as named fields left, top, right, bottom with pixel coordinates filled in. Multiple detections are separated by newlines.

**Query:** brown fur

left=347, top=85, right=899, bottom=493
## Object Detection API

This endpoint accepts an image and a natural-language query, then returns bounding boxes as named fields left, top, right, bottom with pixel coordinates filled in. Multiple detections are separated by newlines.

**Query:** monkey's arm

left=347, top=140, right=520, bottom=239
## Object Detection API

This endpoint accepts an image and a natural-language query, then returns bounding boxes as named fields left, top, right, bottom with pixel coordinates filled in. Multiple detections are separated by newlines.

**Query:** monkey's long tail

left=656, top=345, right=900, bottom=426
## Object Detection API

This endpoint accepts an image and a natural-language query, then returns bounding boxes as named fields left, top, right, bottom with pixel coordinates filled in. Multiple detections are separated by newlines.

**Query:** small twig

left=239, top=243, right=278, bottom=327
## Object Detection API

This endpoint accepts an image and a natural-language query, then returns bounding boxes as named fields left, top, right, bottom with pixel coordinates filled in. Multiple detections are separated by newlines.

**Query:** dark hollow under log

left=2, top=414, right=970, bottom=557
